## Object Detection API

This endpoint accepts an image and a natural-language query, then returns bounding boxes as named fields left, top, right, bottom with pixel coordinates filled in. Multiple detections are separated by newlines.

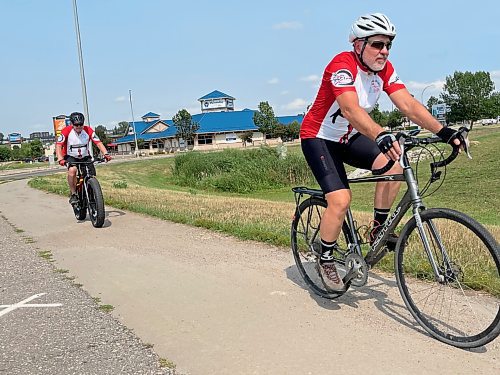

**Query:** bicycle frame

left=345, top=148, right=453, bottom=282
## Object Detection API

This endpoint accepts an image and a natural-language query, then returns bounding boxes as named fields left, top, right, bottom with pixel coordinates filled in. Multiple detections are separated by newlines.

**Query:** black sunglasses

left=73, top=123, right=84, bottom=127
left=366, top=39, right=392, bottom=51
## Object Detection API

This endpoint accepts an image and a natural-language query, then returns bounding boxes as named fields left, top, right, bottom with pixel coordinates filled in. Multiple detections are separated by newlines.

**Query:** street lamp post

left=72, top=0, right=94, bottom=155
left=421, top=84, right=435, bottom=106
left=129, top=90, right=139, bottom=156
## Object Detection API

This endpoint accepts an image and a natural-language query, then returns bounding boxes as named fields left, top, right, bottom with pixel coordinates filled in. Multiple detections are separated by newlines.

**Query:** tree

left=0, top=146, right=11, bottom=161
left=173, top=109, right=199, bottom=147
left=440, top=71, right=495, bottom=125
left=114, top=121, right=129, bottom=136
left=95, top=125, right=111, bottom=146
left=253, top=101, right=279, bottom=142
left=369, top=103, right=388, bottom=127
left=286, top=120, right=301, bottom=140
left=11, top=145, right=21, bottom=161
left=483, top=92, right=500, bottom=119
left=386, top=109, right=404, bottom=130
left=426, top=96, right=442, bottom=112
left=239, top=131, right=253, bottom=145
left=0, top=132, right=4, bottom=143
left=27, top=139, right=44, bottom=159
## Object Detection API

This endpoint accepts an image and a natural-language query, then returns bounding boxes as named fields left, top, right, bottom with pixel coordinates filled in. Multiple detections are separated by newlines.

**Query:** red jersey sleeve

left=84, top=126, right=102, bottom=145
left=326, top=52, right=358, bottom=97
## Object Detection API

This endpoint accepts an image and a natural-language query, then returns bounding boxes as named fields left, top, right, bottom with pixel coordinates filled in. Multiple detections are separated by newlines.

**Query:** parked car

left=481, top=118, right=496, bottom=126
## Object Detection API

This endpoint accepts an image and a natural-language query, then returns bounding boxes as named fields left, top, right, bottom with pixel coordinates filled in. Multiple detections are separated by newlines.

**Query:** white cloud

left=114, top=96, right=126, bottom=102
left=403, top=80, right=445, bottom=103
left=280, top=90, right=289, bottom=95
left=273, top=21, right=303, bottom=30
left=300, top=74, right=320, bottom=82
left=283, top=98, right=307, bottom=111
left=267, top=77, right=279, bottom=84
left=491, top=70, right=500, bottom=90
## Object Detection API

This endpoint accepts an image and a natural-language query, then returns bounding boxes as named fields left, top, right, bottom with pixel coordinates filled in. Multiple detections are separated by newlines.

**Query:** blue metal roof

left=198, top=90, right=235, bottom=101
left=142, top=112, right=160, bottom=118
left=115, top=110, right=304, bottom=144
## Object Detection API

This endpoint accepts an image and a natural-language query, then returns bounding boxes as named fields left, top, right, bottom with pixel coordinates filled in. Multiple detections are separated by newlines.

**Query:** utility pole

left=72, top=0, right=90, bottom=125
left=129, top=90, right=139, bottom=156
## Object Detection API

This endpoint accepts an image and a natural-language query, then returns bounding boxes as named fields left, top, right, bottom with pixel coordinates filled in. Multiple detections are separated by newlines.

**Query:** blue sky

left=1, top=0, right=499, bottom=136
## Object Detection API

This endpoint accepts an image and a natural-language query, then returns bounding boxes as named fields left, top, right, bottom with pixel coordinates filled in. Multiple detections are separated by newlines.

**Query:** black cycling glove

left=375, top=131, right=397, bottom=154
left=436, top=127, right=459, bottom=144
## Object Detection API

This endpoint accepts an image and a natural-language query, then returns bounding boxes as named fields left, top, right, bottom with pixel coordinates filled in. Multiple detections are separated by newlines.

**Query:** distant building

left=115, top=90, right=304, bottom=154
left=29, top=131, right=55, bottom=143
left=199, top=90, right=235, bottom=113
left=7, top=133, right=22, bottom=149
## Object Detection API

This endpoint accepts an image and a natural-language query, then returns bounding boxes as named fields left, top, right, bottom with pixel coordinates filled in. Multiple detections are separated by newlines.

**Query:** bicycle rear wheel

left=86, top=177, right=105, bottom=228
left=291, top=197, right=353, bottom=299
left=395, top=208, right=500, bottom=348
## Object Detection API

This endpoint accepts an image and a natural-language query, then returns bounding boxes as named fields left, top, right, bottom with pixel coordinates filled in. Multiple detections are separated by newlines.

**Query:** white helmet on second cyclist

left=349, top=13, right=396, bottom=43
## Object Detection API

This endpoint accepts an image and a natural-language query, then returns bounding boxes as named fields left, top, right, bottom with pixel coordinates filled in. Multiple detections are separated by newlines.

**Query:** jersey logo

left=92, top=133, right=101, bottom=142
left=370, top=79, right=381, bottom=93
left=57, top=134, right=65, bottom=143
left=331, top=69, right=354, bottom=86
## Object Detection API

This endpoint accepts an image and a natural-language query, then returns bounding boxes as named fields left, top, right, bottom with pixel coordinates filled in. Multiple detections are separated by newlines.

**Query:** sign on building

left=52, top=115, right=70, bottom=138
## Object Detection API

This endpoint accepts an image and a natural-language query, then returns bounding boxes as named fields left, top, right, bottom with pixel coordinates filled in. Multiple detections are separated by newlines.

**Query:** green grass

left=0, top=161, right=49, bottom=171
left=28, top=127, right=499, bottom=229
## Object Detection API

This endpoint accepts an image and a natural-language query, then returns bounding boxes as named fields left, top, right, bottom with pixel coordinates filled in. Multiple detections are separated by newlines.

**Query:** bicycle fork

left=413, top=208, right=453, bottom=283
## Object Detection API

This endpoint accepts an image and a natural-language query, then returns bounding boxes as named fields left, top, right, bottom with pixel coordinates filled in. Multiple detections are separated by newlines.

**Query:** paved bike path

left=0, top=179, right=498, bottom=375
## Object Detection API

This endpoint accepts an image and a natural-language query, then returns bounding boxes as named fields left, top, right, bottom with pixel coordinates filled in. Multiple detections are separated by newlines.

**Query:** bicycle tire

left=86, top=177, right=105, bottom=228
left=73, top=188, right=87, bottom=221
left=395, top=208, right=500, bottom=348
left=291, top=197, right=353, bottom=299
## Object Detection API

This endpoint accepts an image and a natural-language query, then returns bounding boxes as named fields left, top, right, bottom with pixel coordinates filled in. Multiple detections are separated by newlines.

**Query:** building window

left=198, top=134, right=213, bottom=145
left=225, top=133, right=237, bottom=143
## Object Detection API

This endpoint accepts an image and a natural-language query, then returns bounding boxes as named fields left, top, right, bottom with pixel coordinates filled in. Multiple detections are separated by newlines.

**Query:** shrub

left=172, top=146, right=314, bottom=193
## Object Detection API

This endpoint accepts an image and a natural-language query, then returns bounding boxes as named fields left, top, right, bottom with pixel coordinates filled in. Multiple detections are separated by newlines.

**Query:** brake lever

left=458, top=127, right=472, bottom=159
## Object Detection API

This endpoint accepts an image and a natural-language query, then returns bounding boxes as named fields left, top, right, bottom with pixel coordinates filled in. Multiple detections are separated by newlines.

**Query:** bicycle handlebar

left=371, top=127, right=471, bottom=176
left=66, top=158, right=107, bottom=166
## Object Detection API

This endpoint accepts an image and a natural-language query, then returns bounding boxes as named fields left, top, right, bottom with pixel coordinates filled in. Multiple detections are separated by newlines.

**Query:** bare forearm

left=404, top=101, right=443, bottom=134
left=55, top=145, right=63, bottom=160
left=342, top=106, right=384, bottom=141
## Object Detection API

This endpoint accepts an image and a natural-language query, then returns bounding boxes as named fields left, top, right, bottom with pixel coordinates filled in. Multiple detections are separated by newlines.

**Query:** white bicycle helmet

left=349, top=13, right=396, bottom=43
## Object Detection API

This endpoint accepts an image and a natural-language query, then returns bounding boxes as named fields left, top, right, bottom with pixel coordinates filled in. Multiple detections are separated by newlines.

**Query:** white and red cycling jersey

left=300, top=51, right=405, bottom=142
left=56, top=125, right=102, bottom=158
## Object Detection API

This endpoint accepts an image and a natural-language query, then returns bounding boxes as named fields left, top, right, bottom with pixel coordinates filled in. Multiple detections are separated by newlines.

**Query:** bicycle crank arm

left=343, top=253, right=369, bottom=287
left=343, top=263, right=361, bottom=285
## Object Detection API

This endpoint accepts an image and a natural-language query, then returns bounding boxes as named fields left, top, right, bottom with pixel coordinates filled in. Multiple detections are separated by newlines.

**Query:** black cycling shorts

left=301, top=133, right=381, bottom=194
left=64, top=155, right=96, bottom=176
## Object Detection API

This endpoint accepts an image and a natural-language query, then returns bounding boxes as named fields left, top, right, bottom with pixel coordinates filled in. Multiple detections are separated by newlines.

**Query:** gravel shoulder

left=0, top=214, right=176, bottom=375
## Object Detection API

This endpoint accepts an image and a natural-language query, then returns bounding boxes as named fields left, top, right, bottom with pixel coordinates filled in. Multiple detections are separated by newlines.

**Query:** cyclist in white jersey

left=300, top=13, right=461, bottom=292
left=56, top=112, right=111, bottom=205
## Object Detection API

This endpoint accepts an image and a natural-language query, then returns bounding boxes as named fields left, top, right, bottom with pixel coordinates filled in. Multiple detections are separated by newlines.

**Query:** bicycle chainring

left=344, top=253, right=369, bottom=287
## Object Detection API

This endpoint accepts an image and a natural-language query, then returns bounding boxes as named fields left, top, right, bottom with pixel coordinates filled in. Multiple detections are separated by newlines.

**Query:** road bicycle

left=68, top=158, right=106, bottom=228
left=291, top=128, right=500, bottom=348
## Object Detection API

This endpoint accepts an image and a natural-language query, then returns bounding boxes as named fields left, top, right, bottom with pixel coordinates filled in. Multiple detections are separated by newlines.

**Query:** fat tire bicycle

left=69, top=158, right=106, bottom=228
left=291, top=128, right=500, bottom=348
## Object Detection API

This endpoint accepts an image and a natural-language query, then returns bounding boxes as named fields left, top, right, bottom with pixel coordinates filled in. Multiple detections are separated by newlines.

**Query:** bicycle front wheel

left=395, top=208, right=500, bottom=348
left=73, top=188, right=87, bottom=221
left=86, top=177, right=105, bottom=228
left=291, top=197, right=352, bottom=299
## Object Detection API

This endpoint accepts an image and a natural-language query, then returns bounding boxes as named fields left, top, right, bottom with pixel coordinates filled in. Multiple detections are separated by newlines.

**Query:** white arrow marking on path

left=0, top=293, right=62, bottom=317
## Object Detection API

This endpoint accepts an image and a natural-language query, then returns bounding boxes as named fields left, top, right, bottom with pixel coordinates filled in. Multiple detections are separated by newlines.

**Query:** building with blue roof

left=115, top=91, right=303, bottom=154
